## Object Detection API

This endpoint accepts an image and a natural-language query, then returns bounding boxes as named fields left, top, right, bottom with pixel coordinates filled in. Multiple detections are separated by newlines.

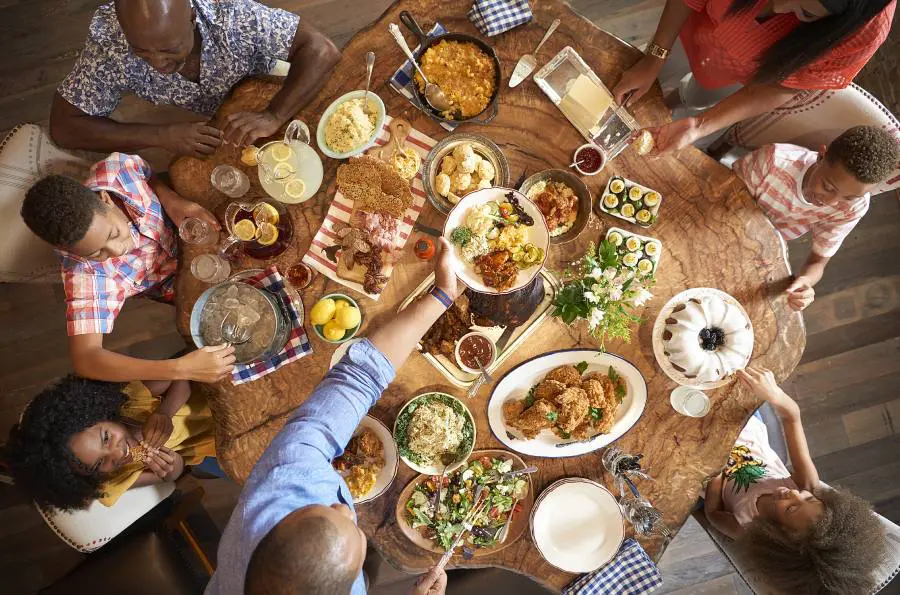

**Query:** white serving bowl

left=316, top=90, right=386, bottom=160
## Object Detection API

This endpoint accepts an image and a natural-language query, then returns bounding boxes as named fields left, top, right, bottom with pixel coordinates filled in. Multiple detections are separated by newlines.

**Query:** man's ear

left=98, top=190, right=114, bottom=207
left=818, top=144, right=828, bottom=160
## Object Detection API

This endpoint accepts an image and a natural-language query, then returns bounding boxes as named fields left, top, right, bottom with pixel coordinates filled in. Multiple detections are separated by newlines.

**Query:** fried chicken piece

left=544, top=365, right=583, bottom=387
left=594, top=404, right=616, bottom=435
left=581, top=378, right=606, bottom=409
left=570, top=421, right=595, bottom=440
left=534, top=379, right=567, bottom=401
left=581, top=373, right=619, bottom=434
left=354, top=430, right=382, bottom=457
left=508, top=399, right=557, bottom=439
left=503, top=399, right=527, bottom=424
left=555, top=387, right=589, bottom=433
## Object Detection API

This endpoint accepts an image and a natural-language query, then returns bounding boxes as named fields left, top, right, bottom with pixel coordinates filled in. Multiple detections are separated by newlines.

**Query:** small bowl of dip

left=455, top=331, right=497, bottom=374
left=573, top=144, right=607, bottom=176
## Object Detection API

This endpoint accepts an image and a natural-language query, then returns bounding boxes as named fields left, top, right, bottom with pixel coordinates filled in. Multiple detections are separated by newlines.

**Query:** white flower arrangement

left=551, top=240, right=656, bottom=349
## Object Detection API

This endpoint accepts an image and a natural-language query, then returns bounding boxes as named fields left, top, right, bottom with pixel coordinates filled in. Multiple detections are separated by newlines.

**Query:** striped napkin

left=563, top=539, right=662, bottom=595
left=230, top=266, right=313, bottom=385
left=468, top=0, right=533, bottom=37
left=301, top=116, right=438, bottom=301
left=387, top=23, right=459, bottom=132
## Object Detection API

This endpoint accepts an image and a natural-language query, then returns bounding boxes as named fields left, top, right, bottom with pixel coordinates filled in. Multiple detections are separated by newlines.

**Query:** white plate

left=339, top=415, right=399, bottom=505
left=442, top=187, right=550, bottom=295
left=393, top=392, right=476, bottom=475
left=651, top=287, right=754, bottom=390
left=330, top=337, right=364, bottom=369
left=315, top=90, right=387, bottom=160
left=530, top=478, right=625, bottom=573
left=487, top=349, right=647, bottom=457
left=257, top=139, right=323, bottom=204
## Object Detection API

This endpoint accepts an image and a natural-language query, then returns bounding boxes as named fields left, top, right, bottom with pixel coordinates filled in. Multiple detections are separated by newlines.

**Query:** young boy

left=734, top=125, right=899, bottom=311
left=21, top=152, right=235, bottom=382
left=705, top=367, right=886, bottom=593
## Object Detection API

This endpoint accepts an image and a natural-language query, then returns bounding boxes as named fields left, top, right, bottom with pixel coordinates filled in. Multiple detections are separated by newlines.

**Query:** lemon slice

left=252, top=202, right=280, bottom=226
left=284, top=178, right=306, bottom=200
left=233, top=219, right=258, bottom=241
left=272, top=162, right=295, bottom=180
left=256, top=222, right=279, bottom=246
left=241, top=146, right=260, bottom=166
left=269, top=143, right=293, bottom=162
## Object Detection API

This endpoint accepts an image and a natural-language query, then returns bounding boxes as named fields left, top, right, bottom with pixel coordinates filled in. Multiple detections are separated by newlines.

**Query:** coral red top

left=680, top=0, right=896, bottom=89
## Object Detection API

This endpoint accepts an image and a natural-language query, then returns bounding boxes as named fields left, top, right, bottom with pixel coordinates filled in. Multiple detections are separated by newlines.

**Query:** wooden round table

left=170, top=0, right=805, bottom=590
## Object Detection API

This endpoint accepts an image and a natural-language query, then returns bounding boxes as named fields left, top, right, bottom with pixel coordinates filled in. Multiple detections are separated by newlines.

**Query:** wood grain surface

left=169, top=0, right=805, bottom=590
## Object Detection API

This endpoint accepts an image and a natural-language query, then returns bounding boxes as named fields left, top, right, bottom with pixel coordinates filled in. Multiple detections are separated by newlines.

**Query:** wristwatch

left=646, top=42, right=670, bottom=60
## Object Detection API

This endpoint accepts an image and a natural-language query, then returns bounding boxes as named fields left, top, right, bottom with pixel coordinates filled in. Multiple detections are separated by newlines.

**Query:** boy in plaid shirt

left=734, top=126, right=899, bottom=312
left=21, top=153, right=235, bottom=383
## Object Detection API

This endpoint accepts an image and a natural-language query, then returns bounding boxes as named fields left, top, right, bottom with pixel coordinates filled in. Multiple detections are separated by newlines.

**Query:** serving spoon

left=362, top=51, right=376, bottom=115
left=388, top=23, right=452, bottom=113
left=431, top=452, right=458, bottom=523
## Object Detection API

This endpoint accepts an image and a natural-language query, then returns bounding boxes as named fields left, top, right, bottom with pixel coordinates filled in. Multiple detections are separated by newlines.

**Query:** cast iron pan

left=399, top=11, right=501, bottom=124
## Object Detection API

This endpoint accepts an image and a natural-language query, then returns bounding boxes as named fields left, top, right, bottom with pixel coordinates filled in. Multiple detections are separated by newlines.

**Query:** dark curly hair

left=826, top=125, right=900, bottom=184
left=6, top=375, right=126, bottom=511
left=21, top=175, right=107, bottom=248
left=738, top=486, right=887, bottom=594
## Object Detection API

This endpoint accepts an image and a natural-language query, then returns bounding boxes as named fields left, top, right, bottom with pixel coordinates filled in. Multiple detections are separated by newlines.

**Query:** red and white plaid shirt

left=58, top=153, right=177, bottom=336
left=734, top=144, right=869, bottom=258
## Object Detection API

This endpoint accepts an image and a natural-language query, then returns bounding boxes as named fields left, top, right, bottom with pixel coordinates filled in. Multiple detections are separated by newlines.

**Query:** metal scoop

left=509, top=19, right=561, bottom=88
left=220, top=311, right=252, bottom=346
left=388, top=23, right=452, bottom=113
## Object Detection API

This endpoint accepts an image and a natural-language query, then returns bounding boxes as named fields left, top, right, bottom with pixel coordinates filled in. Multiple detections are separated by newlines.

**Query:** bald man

left=51, top=0, right=340, bottom=157
left=208, top=240, right=460, bottom=595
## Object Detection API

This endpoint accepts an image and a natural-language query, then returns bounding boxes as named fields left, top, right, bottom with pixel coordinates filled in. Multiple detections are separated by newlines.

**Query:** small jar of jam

left=413, top=236, right=435, bottom=260
left=285, top=262, right=315, bottom=289
left=573, top=144, right=607, bottom=176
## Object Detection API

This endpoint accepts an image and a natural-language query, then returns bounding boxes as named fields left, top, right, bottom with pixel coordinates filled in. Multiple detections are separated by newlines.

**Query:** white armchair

left=36, top=482, right=176, bottom=553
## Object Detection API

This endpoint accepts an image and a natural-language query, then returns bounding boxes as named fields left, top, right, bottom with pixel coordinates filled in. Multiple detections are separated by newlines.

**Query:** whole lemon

left=322, top=320, right=346, bottom=341
left=334, top=299, right=350, bottom=312
left=310, top=298, right=336, bottom=326
left=335, top=306, right=361, bottom=330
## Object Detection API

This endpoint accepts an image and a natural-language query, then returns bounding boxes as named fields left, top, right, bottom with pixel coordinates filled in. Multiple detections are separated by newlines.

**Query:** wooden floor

left=0, top=1, right=898, bottom=593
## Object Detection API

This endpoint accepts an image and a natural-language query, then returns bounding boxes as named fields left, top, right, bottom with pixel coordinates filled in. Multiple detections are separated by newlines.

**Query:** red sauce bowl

left=455, top=331, right=497, bottom=374
left=573, top=144, right=607, bottom=176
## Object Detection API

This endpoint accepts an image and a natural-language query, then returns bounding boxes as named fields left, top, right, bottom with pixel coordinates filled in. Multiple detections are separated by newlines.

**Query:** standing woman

left=613, top=0, right=895, bottom=153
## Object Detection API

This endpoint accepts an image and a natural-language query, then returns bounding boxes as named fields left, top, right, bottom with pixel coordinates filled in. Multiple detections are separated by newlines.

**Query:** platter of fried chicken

left=487, top=350, right=647, bottom=457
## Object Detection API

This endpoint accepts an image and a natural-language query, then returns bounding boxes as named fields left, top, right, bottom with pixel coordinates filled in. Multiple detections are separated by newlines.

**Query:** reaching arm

left=737, top=367, right=819, bottom=490
left=149, top=175, right=220, bottom=230
left=69, top=334, right=236, bottom=383
left=785, top=252, right=830, bottom=311
left=704, top=473, right=744, bottom=539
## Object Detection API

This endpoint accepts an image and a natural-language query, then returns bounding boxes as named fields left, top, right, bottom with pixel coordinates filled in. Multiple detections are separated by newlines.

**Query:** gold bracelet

left=646, top=42, right=670, bottom=60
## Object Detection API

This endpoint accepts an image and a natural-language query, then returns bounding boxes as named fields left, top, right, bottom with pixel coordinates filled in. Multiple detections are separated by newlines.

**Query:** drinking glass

left=190, top=253, right=231, bottom=283
left=670, top=386, right=711, bottom=418
left=178, top=217, right=215, bottom=245
left=211, top=165, right=251, bottom=198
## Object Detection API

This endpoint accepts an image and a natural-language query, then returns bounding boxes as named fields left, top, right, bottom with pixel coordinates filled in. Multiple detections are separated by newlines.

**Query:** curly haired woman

left=704, top=366, right=886, bottom=593
left=7, top=376, right=215, bottom=511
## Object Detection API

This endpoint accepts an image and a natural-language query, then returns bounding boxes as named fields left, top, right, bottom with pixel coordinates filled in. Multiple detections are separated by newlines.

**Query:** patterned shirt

left=207, top=339, right=395, bottom=595
left=681, top=0, right=895, bottom=90
left=58, top=0, right=300, bottom=117
left=734, top=144, right=869, bottom=257
left=59, top=153, right=178, bottom=336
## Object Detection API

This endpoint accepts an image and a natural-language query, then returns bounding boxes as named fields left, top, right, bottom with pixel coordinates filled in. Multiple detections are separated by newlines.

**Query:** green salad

left=404, top=455, right=529, bottom=551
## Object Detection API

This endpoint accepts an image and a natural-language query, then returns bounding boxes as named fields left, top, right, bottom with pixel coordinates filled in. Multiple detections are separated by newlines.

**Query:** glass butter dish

left=534, top=46, right=639, bottom=159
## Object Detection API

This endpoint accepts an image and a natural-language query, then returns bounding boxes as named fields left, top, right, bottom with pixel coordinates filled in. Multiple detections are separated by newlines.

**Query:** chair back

left=726, top=83, right=900, bottom=193
left=36, top=482, right=175, bottom=553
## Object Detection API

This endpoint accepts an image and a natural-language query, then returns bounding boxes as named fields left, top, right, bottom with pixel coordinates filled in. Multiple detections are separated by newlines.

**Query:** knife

left=494, top=323, right=518, bottom=352
left=413, top=221, right=441, bottom=237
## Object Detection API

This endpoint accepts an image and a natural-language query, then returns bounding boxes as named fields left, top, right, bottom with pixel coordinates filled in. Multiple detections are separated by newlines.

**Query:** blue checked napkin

left=388, top=23, right=459, bottom=132
left=563, top=539, right=662, bottom=595
left=468, top=0, right=533, bottom=37
left=231, top=266, right=313, bottom=385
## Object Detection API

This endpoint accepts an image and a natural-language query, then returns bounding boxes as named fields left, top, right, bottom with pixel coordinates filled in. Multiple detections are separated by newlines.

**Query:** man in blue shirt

left=208, top=239, right=460, bottom=595
left=51, top=0, right=341, bottom=157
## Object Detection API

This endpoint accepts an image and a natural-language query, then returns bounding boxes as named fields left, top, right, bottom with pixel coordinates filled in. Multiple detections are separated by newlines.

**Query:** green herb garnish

left=589, top=407, right=603, bottom=420
left=450, top=226, right=473, bottom=247
left=524, top=384, right=539, bottom=408
left=574, top=361, right=589, bottom=375
left=546, top=411, right=558, bottom=422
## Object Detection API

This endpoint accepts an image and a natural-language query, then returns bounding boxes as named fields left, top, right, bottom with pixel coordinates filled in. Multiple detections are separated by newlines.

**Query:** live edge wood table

left=170, top=0, right=804, bottom=590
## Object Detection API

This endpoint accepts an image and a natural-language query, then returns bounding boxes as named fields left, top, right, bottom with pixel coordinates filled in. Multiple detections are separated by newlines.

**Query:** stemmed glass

left=602, top=446, right=671, bottom=542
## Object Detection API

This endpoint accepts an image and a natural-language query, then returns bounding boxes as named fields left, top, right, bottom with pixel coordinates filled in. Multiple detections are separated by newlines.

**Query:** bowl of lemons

left=310, top=293, right=363, bottom=344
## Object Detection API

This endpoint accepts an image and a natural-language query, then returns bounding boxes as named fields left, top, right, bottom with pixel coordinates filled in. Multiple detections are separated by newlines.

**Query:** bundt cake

left=663, top=295, right=752, bottom=383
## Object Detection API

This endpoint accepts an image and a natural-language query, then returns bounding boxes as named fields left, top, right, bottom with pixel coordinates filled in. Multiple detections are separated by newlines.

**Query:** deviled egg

left=644, top=241, right=660, bottom=257
left=636, top=209, right=652, bottom=225
left=603, top=193, right=619, bottom=209
left=643, top=191, right=660, bottom=207
left=637, top=258, right=654, bottom=275
left=628, top=186, right=643, bottom=201
left=623, top=252, right=639, bottom=267
left=608, top=231, right=624, bottom=247
left=625, top=236, right=642, bottom=252
left=621, top=203, right=636, bottom=218
left=609, top=178, right=626, bottom=194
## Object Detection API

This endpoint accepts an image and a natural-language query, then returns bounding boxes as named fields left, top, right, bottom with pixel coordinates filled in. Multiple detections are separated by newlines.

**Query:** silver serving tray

left=421, top=133, right=510, bottom=215
left=398, top=270, right=559, bottom=388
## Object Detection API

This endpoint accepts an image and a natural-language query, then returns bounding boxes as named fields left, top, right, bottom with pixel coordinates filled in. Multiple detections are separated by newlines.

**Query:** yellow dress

left=99, top=381, right=216, bottom=506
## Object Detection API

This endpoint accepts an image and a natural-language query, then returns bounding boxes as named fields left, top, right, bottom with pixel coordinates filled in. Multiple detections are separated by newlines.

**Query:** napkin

left=468, top=0, right=533, bottom=37
left=563, top=539, right=662, bottom=595
left=388, top=23, right=459, bottom=132
left=301, top=115, right=437, bottom=301
left=230, top=266, right=313, bottom=385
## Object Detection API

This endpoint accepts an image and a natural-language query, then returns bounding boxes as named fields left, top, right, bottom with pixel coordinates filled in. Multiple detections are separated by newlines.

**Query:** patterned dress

left=58, top=0, right=300, bottom=117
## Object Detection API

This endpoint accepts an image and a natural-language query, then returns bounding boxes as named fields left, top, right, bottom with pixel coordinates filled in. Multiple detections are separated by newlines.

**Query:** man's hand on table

left=175, top=344, right=236, bottom=383
left=157, top=121, right=224, bottom=158
left=222, top=110, right=282, bottom=147
left=410, top=566, right=447, bottom=595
